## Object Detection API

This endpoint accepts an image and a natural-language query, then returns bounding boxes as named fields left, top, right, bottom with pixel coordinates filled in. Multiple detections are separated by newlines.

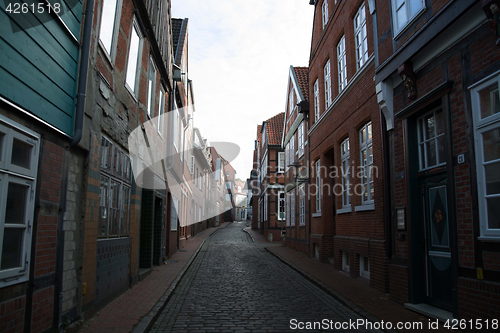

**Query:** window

left=341, top=138, right=351, bottom=207
left=190, top=155, right=194, bottom=174
left=290, top=135, right=295, bottom=164
left=98, top=0, right=122, bottom=58
left=417, top=108, right=446, bottom=170
left=298, top=122, right=305, bottom=157
left=359, top=123, right=374, bottom=204
left=158, top=87, right=165, bottom=135
left=342, top=251, right=350, bottom=272
left=289, top=90, right=295, bottom=115
left=285, top=141, right=290, bottom=171
left=278, top=152, right=285, bottom=173
left=99, top=136, right=131, bottom=238
left=314, top=79, right=320, bottom=122
left=147, top=58, right=156, bottom=118
left=125, top=19, right=142, bottom=95
left=315, top=160, right=322, bottom=213
left=337, top=36, right=347, bottom=92
left=278, top=191, right=285, bottom=220
left=299, top=185, right=305, bottom=226
left=172, top=105, right=179, bottom=152
left=171, top=195, right=178, bottom=231
left=290, top=191, right=296, bottom=226
left=392, top=0, right=425, bottom=35
left=360, top=256, right=370, bottom=279
left=286, top=192, right=291, bottom=227
left=264, top=193, right=268, bottom=221
left=262, top=127, right=266, bottom=147
left=471, top=75, right=500, bottom=237
left=324, top=60, right=332, bottom=109
left=354, top=4, right=368, bottom=70
left=0, top=116, right=39, bottom=287
left=322, top=0, right=329, bottom=29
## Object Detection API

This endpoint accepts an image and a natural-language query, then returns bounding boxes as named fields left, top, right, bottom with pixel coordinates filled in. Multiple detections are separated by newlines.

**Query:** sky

left=172, top=0, right=314, bottom=181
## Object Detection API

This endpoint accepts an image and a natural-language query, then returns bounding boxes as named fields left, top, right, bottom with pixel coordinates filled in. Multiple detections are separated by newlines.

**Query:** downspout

left=54, top=0, right=95, bottom=330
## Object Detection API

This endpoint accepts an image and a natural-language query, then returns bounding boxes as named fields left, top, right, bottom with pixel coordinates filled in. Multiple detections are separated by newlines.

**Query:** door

left=420, top=175, right=453, bottom=310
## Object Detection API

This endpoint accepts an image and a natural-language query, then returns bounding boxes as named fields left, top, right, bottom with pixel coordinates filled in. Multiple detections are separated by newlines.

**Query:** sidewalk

left=75, top=222, right=231, bottom=333
left=243, top=227, right=449, bottom=333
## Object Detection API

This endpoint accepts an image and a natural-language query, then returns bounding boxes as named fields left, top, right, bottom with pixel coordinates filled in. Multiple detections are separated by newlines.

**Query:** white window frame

left=290, top=135, right=295, bottom=164
left=171, top=195, right=178, bottom=231
left=286, top=192, right=291, bottom=227
left=314, top=79, right=320, bottom=122
left=417, top=107, right=446, bottom=171
left=324, top=60, right=332, bottom=109
left=278, top=191, right=285, bottom=220
left=172, top=105, right=179, bottom=152
left=337, top=35, right=347, bottom=92
left=315, top=160, right=322, bottom=213
left=341, top=138, right=351, bottom=207
left=98, top=0, right=123, bottom=61
left=0, top=116, right=40, bottom=287
left=264, top=193, right=268, bottom=221
left=322, top=0, right=329, bottom=29
left=471, top=73, right=500, bottom=238
left=147, top=57, right=156, bottom=119
left=298, top=122, right=304, bottom=157
left=359, top=122, right=374, bottom=204
left=158, top=87, right=165, bottom=136
left=290, top=191, right=296, bottom=226
left=299, top=184, right=305, bottom=226
left=278, top=152, right=285, bottom=173
left=289, top=90, right=295, bottom=115
left=354, top=4, right=368, bottom=70
left=392, top=0, right=425, bottom=37
left=125, top=18, right=143, bottom=97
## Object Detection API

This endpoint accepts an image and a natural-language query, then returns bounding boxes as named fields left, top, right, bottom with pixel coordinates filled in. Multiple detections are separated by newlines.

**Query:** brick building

left=374, top=0, right=500, bottom=319
left=308, top=0, right=387, bottom=292
left=282, top=66, right=311, bottom=254
left=256, top=113, right=285, bottom=242
left=1, top=1, right=86, bottom=331
left=250, top=125, right=262, bottom=230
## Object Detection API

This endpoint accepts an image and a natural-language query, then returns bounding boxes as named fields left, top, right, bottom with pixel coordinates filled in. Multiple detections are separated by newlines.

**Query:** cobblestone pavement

left=150, top=222, right=381, bottom=332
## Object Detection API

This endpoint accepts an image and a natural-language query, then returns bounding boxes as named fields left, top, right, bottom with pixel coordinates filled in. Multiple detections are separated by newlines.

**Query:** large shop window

left=0, top=116, right=40, bottom=287
left=99, top=136, right=131, bottom=238
left=471, top=74, right=500, bottom=238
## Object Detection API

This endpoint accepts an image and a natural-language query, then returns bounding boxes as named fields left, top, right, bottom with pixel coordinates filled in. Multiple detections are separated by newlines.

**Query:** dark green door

left=420, top=175, right=453, bottom=310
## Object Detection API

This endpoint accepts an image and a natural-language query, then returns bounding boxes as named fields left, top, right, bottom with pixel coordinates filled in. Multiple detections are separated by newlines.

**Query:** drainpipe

left=54, top=0, right=95, bottom=331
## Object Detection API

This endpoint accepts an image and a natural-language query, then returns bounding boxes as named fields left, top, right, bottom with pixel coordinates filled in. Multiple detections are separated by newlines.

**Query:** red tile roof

left=265, top=112, right=285, bottom=146
left=293, top=67, right=309, bottom=101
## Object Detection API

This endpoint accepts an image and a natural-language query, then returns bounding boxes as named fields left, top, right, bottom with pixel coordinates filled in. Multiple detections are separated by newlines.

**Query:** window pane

left=1, top=228, right=23, bottom=270
left=109, top=181, right=120, bottom=236
left=485, top=162, right=500, bottom=195
left=482, top=128, right=500, bottom=162
left=126, top=24, right=140, bottom=92
left=99, top=0, right=118, bottom=55
left=435, top=109, right=444, bottom=135
left=396, top=4, right=407, bottom=30
left=11, top=138, right=32, bottom=169
left=437, top=135, right=446, bottom=164
left=479, top=84, right=500, bottom=119
left=6, top=182, right=28, bottom=224
left=486, top=196, right=500, bottom=229
left=409, top=0, right=422, bottom=16
left=424, top=113, right=435, bottom=140
left=426, top=139, right=437, bottom=167
left=99, top=177, right=109, bottom=237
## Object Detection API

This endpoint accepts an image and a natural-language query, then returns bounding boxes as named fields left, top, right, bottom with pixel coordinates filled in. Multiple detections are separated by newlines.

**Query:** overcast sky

left=172, top=0, right=314, bottom=181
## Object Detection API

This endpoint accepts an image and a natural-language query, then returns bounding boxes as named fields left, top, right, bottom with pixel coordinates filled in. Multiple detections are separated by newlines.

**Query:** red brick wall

left=31, top=287, right=54, bottom=333
left=0, top=296, right=25, bottom=333
left=458, top=278, right=500, bottom=320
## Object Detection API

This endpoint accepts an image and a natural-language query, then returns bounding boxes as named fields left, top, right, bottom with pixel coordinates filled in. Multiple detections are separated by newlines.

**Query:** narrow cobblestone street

left=149, top=223, right=380, bottom=332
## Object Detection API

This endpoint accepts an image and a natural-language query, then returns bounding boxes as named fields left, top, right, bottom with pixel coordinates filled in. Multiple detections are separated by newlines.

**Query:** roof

left=172, top=18, right=188, bottom=65
left=265, top=112, right=285, bottom=146
left=293, top=66, right=309, bottom=102
left=256, top=124, right=262, bottom=144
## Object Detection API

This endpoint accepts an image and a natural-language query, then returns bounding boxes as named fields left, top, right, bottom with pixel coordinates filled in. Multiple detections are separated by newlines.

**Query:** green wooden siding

left=0, top=3, right=82, bottom=136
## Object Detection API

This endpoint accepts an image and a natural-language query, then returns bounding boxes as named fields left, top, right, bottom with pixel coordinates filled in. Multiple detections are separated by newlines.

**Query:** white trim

left=337, top=206, right=352, bottom=214
left=355, top=204, right=375, bottom=212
